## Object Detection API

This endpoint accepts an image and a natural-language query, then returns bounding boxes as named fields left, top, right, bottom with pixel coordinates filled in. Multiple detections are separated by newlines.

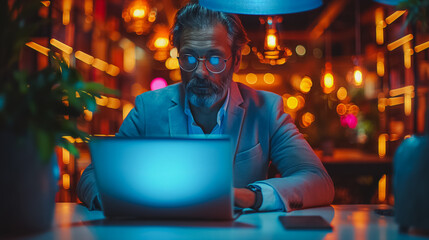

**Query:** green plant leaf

left=58, top=138, right=80, bottom=158
left=34, top=128, right=55, bottom=163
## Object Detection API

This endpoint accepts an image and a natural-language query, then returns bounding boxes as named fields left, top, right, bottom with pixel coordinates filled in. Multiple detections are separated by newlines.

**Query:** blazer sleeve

left=256, top=95, right=334, bottom=211
left=76, top=95, right=146, bottom=209
left=76, top=163, right=102, bottom=210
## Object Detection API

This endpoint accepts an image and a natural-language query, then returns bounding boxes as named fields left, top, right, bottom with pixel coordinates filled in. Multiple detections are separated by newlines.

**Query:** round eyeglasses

left=177, top=54, right=232, bottom=74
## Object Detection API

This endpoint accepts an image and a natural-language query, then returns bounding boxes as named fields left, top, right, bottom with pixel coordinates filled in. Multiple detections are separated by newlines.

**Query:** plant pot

left=0, top=132, right=59, bottom=236
left=393, top=135, right=429, bottom=234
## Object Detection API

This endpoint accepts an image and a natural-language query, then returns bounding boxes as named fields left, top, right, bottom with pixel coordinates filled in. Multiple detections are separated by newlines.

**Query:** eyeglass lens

left=178, top=54, right=225, bottom=73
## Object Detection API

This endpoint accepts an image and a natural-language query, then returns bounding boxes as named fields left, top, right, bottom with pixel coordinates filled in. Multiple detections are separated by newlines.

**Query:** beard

left=185, top=70, right=232, bottom=108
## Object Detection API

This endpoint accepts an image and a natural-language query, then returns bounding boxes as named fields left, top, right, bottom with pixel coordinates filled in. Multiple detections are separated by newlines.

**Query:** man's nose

left=194, top=59, right=209, bottom=77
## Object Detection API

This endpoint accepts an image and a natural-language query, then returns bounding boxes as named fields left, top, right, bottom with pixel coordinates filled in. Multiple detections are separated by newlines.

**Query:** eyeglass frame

left=177, top=53, right=232, bottom=74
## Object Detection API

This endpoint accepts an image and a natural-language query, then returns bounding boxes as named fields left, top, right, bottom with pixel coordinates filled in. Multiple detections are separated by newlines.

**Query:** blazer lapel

left=168, top=85, right=188, bottom=136
left=225, top=82, right=245, bottom=159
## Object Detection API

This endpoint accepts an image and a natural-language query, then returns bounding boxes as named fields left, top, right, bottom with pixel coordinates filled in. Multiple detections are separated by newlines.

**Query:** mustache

left=186, top=78, right=222, bottom=93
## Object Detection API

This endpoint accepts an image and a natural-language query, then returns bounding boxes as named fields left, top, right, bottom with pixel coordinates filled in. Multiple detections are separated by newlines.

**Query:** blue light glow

left=90, top=137, right=233, bottom=211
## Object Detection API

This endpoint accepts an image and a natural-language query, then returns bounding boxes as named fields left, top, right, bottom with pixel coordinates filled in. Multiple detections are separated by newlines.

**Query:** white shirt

left=184, top=89, right=283, bottom=211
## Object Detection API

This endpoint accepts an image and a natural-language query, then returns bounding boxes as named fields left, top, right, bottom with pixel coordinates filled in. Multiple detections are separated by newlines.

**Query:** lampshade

left=199, top=0, right=323, bottom=15
left=372, top=0, right=401, bottom=6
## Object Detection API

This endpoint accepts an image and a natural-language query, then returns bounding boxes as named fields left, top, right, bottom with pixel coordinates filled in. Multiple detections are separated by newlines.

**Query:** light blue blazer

left=77, top=81, right=334, bottom=211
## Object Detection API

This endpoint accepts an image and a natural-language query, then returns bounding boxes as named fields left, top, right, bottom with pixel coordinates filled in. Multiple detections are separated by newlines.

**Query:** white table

left=17, top=203, right=428, bottom=240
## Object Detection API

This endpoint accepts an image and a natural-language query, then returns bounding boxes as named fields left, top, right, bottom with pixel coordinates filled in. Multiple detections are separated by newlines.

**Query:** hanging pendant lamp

left=199, top=0, right=323, bottom=15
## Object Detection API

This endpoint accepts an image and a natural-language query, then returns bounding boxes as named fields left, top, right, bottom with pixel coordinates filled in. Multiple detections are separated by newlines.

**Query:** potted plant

left=0, top=0, right=117, bottom=235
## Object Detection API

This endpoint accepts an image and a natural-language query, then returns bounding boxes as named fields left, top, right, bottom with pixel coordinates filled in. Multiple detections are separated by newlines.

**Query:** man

left=77, top=2, right=334, bottom=212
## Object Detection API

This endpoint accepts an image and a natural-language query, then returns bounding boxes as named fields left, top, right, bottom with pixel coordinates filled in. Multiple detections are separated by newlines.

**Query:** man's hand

left=234, top=188, right=255, bottom=208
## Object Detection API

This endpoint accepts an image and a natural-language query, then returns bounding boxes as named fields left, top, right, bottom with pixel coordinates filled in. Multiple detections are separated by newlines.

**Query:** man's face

left=179, top=23, right=238, bottom=108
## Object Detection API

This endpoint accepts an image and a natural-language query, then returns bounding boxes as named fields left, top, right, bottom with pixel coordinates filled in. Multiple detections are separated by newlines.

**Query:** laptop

left=89, top=136, right=238, bottom=220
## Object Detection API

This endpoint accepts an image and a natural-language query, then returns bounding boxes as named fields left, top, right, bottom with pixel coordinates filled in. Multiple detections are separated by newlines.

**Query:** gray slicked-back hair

left=171, top=2, right=249, bottom=56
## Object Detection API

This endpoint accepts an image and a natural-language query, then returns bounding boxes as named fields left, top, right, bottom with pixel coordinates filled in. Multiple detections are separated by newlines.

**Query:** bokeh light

left=340, top=114, right=358, bottom=129
left=263, top=73, right=275, bottom=84
left=300, top=76, right=313, bottom=93
left=354, top=68, right=363, bottom=86
left=170, top=47, right=178, bottom=58
left=301, top=112, right=315, bottom=128
left=336, top=103, right=347, bottom=115
left=296, top=45, right=306, bottom=56
left=337, top=87, right=347, bottom=100
left=154, top=37, right=169, bottom=49
left=165, top=57, right=179, bottom=70
left=242, top=45, right=251, bottom=55
left=266, top=34, right=277, bottom=49
left=287, top=96, right=298, bottom=110
left=323, top=73, right=334, bottom=88
left=246, top=73, right=257, bottom=84
left=150, top=77, right=168, bottom=91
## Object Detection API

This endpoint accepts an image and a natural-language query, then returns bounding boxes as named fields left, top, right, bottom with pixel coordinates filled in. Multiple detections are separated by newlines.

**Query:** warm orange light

left=95, top=96, right=108, bottom=106
left=415, top=41, right=429, bottom=53
left=25, top=42, right=49, bottom=56
left=75, top=51, right=94, bottom=65
left=377, top=52, right=384, bottom=77
left=132, top=8, right=146, bottom=18
left=301, top=112, right=315, bottom=128
left=337, top=87, right=347, bottom=101
left=107, top=97, right=121, bottom=109
left=378, top=174, right=387, bottom=202
left=63, top=136, right=75, bottom=143
left=378, top=134, right=388, bottom=158
left=123, top=102, right=134, bottom=120
left=246, top=73, right=257, bottom=84
left=287, top=97, right=298, bottom=110
left=295, top=45, right=306, bottom=56
left=349, top=105, right=359, bottom=116
left=387, top=34, right=413, bottom=51
left=385, top=10, right=406, bottom=25
left=120, top=38, right=136, bottom=73
left=389, top=86, right=414, bottom=97
left=296, top=95, right=305, bottom=110
left=148, top=10, right=157, bottom=22
left=324, top=73, right=334, bottom=88
left=165, top=57, right=179, bottom=70
left=300, top=76, right=313, bottom=93
left=92, top=58, right=108, bottom=71
left=266, top=34, right=277, bottom=49
left=336, top=103, right=347, bottom=115
left=131, top=83, right=145, bottom=96
left=84, top=109, right=93, bottom=121
left=63, top=174, right=70, bottom=189
left=63, top=0, right=72, bottom=25
left=404, top=92, right=412, bottom=116
left=154, top=37, right=169, bottom=49
left=170, top=69, right=181, bottom=82
left=62, top=148, right=70, bottom=165
left=41, top=1, right=50, bottom=7
left=50, top=39, right=73, bottom=54
left=242, top=45, right=251, bottom=56
left=170, top=47, right=178, bottom=58
left=378, top=93, right=387, bottom=112
left=263, top=73, right=275, bottom=84
left=353, top=68, right=363, bottom=86
left=106, top=64, right=120, bottom=76
left=375, top=8, right=385, bottom=45
left=403, top=41, right=413, bottom=69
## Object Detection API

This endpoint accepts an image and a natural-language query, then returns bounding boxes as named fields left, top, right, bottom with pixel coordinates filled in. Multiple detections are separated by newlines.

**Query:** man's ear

left=233, top=50, right=242, bottom=73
